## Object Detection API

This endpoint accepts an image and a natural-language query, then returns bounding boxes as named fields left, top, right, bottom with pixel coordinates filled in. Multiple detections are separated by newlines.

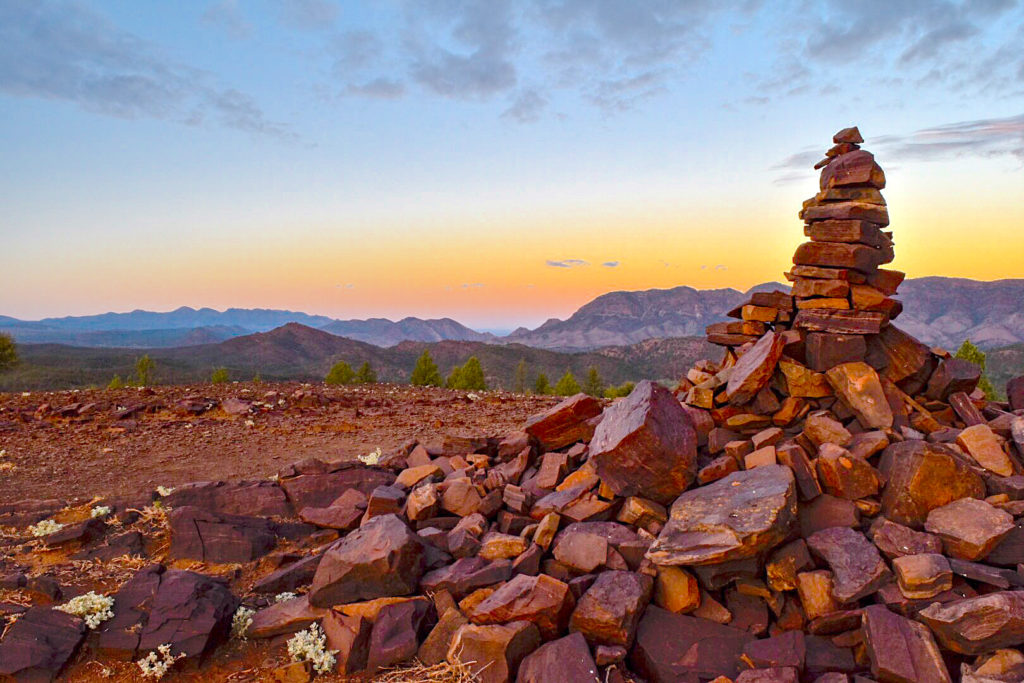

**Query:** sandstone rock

left=869, top=520, right=942, bottom=559
left=420, top=557, right=512, bottom=600
left=648, top=465, right=797, bottom=566
left=418, top=606, right=468, bottom=666
left=280, top=464, right=396, bottom=511
left=766, top=539, right=814, bottom=592
left=569, top=570, right=653, bottom=647
left=924, top=497, right=1014, bottom=561
left=816, top=444, right=880, bottom=500
left=322, top=611, right=372, bottom=675
left=299, top=489, right=367, bottom=530
left=654, top=565, right=700, bottom=614
left=163, top=480, right=292, bottom=517
left=588, top=380, right=697, bottom=505
left=516, top=632, right=600, bottom=683
left=727, top=332, right=787, bottom=405
left=552, top=530, right=608, bottom=573
left=449, top=621, right=541, bottom=683
left=366, top=599, right=432, bottom=671
left=825, top=362, right=893, bottom=430
left=524, top=394, right=603, bottom=451
left=0, top=607, right=86, bottom=682
left=253, top=553, right=323, bottom=594
left=168, top=506, right=278, bottom=563
left=136, top=569, right=238, bottom=660
left=879, top=440, right=986, bottom=527
left=892, top=553, right=952, bottom=600
left=918, top=591, right=1024, bottom=655
left=741, top=630, right=806, bottom=670
left=793, top=309, right=887, bottom=335
left=926, top=358, right=981, bottom=401
left=806, top=527, right=891, bottom=603
left=441, top=477, right=483, bottom=517
left=957, top=424, right=1014, bottom=477
left=467, top=573, right=575, bottom=639
left=309, top=514, right=425, bottom=607
left=630, top=606, right=754, bottom=682
left=795, top=570, right=839, bottom=621
left=861, top=605, right=951, bottom=683
left=248, top=595, right=328, bottom=639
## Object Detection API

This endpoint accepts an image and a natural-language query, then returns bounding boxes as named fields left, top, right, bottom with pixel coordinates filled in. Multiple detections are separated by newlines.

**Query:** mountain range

left=3, top=277, right=1024, bottom=351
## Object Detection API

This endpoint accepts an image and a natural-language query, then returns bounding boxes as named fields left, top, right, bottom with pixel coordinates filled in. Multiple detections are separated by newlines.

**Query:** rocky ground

left=0, top=383, right=556, bottom=503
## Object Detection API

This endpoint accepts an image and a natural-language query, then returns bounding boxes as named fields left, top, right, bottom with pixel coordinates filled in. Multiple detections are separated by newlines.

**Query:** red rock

left=956, top=424, right=1014, bottom=477
left=793, top=309, right=887, bottom=334
left=308, top=514, right=426, bottom=607
left=806, top=526, right=891, bottom=602
left=630, top=606, right=754, bottom=682
left=167, top=506, right=277, bottom=563
left=825, top=362, right=894, bottom=430
left=918, top=591, right=1024, bottom=655
left=517, top=632, right=601, bottom=682
left=299, top=489, right=367, bottom=530
left=524, top=394, right=603, bottom=451
left=588, top=380, right=697, bottom=505
left=467, top=573, right=575, bottom=640
left=766, top=539, right=814, bottom=592
left=1008, top=376, right=1024, bottom=411
left=727, top=332, right=787, bottom=405
left=802, top=202, right=889, bottom=226
left=552, top=530, right=608, bottom=573
left=741, top=630, right=805, bottom=670
left=132, top=569, right=238, bottom=660
left=861, top=605, right=950, bottom=683
left=868, top=519, right=942, bottom=559
left=736, top=668, right=800, bottom=683
left=815, top=444, right=880, bottom=500
left=924, top=497, right=1014, bottom=560
left=833, top=127, right=863, bottom=144
left=321, top=611, right=372, bottom=674
left=569, top=570, right=653, bottom=647
left=820, top=150, right=886, bottom=190
left=280, top=464, right=396, bottom=511
left=248, top=595, right=328, bottom=639
left=648, top=464, right=797, bottom=566
left=0, top=607, right=86, bottom=681
left=420, top=557, right=512, bottom=600
left=925, top=358, right=982, bottom=401
left=366, top=598, right=432, bottom=671
left=879, top=440, right=986, bottom=527
left=163, top=480, right=292, bottom=517
left=449, top=621, right=541, bottom=683
left=417, top=606, right=468, bottom=666
left=891, top=553, right=951, bottom=600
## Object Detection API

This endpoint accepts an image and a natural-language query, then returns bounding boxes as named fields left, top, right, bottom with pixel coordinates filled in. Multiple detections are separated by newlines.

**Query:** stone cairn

left=4, top=129, right=1024, bottom=683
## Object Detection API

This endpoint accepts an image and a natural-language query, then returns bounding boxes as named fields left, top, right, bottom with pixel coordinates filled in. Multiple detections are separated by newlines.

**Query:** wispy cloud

left=202, top=0, right=252, bottom=40
left=546, top=259, right=589, bottom=268
left=0, top=1, right=290, bottom=139
left=460, top=282, right=485, bottom=289
left=502, top=89, right=547, bottom=123
left=273, top=0, right=339, bottom=31
left=601, top=261, right=620, bottom=267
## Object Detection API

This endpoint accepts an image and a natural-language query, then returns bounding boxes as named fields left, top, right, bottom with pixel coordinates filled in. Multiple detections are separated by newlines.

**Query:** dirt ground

left=0, top=382, right=558, bottom=505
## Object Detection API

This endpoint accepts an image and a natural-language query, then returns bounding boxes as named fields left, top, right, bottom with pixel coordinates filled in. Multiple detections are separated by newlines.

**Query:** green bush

left=534, top=372, right=551, bottom=395
left=553, top=371, right=581, bottom=396
left=457, top=357, right=487, bottom=391
left=211, top=367, right=229, bottom=384
left=582, top=366, right=605, bottom=397
left=134, top=354, right=155, bottom=386
left=355, top=362, right=377, bottom=384
left=410, top=350, right=443, bottom=387
left=107, top=375, right=124, bottom=390
left=955, top=339, right=996, bottom=399
left=513, top=360, right=527, bottom=393
left=604, top=381, right=635, bottom=398
left=0, top=333, right=17, bottom=373
left=325, top=360, right=355, bottom=385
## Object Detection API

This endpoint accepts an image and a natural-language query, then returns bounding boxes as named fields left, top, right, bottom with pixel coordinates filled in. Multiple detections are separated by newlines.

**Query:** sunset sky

left=3, top=1, right=1023, bottom=330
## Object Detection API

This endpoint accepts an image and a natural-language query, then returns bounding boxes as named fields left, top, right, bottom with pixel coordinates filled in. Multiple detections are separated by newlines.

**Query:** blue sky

left=2, top=0, right=1023, bottom=328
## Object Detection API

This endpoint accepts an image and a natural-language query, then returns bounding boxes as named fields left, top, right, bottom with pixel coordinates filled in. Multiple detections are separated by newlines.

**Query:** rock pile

left=3, top=128, right=1024, bottom=682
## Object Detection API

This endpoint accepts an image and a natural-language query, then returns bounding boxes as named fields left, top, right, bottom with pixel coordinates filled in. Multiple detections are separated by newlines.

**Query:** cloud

left=202, top=0, right=251, bottom=40
left=502, top=89, right=547, bottom=123
left=332, top=31, right=383, bottom=72
left=546, top=259, right=589, bottom=268
left=882, top=113, right=1024, bottom=162
left=347, top=78, right=406, bottom=99
left=601, top=261, right=620, bottom=267
left=460, top=283, right=485, bottom=289
left=0, top=1, right=290, bottom=139
left=273, top=0, right=339, bottom=31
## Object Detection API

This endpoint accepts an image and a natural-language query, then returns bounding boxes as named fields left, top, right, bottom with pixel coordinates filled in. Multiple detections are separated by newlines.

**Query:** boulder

left=956, top=424, right=1014, bottom=477
left=516, top=632, right=600, bottom=683
left=588, top=380, right=697, bottom=505
left=648, top=465, right=797, bottom=566
left=879, top=441, right=986, bottom=527
left=366, top=599, right=432, bottom=671
left=321, top=611, right=372, bottom=675
left=163, top=480, right=292, bottom=517
left=420, top=557, right=512, bottom=600
left=168, top=506, right=277, bottom=563
left=569, top=570, right=653, bottom=647
left=308, top=514, right=426, bottom=608
left=524, top=394, right=603, bottom=451
left=861, top=605, right=951, bottom=683
left=918, top=591, right=1024, bottom=655
left=926, top=358, right=981, bottom=401
left=280, top=464, right=396, bottom=511
left=253, top=553, right=323, bottom=594
left=891, top=553, right=952, bottom=600
left=0, top=607, right=86, bottom=682
left=1008, top=376, right=1024, bottom=411
left=924, top=498, right=1014, bottom=561
left=806, top=526, right=891, bottom=602
left=449, top=621, right=541, bottom=683
left=630, top=606, right=754, bottom=682
left=136, top=569, right=238, bottom=660
left=418, top=607, right=469, bottom=666
left=467, top=573, right=575, bottom=640
left=869, top=519, right=943, bottom=559
left=727, top=332, right=787, bottom=405
left=248, top=595, right=328, bottom=639
left=825, top=362, right=893, bottom=430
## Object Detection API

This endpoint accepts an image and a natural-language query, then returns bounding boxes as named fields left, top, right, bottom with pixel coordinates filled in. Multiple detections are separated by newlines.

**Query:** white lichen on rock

left=56, top=591, right=115, bottom=629
left=137, top=644, right=185, bottom=679
left=91, top=505, right=112, bottom=518
left=28, top=518, right=65, bottom=537
left=287, top=622, right=337, bottom=675
left=358, top=446, right=383, bottom=466
left=274, top=591, right=298, bottom=603
left=156, top=485, right=174, bottom=497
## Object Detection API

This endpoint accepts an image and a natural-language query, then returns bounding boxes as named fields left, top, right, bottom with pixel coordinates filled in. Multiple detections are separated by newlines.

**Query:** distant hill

left=0, top=323, right=715, bottom=392
left=0, top=325, right=247, bottom=348
left=894, top=277, right=1024, bottom=350
left=320, top=317, right=494, bottom=347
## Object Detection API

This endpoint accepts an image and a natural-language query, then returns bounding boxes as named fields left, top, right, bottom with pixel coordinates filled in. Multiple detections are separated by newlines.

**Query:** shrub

left=605, top=381, right=636, bottom=398
left=107, top=375, right=125, bottom=389
left=410, top=350, right=442, bottom=387
left=534, top=372, right=551, bottom=395
left=211, top=367, right=229, bottom=384
left=448, top=356, right=487, bottom=391
left=513, top=360, right=527, bottom=393
left=446, top=364, right=463, bottom=389
left=287, top=623, right=337, bottom=675
left=56, top=591, right=115, bottom=629
left=231, top=606, right=254, bottom=639
left=955, top=339, right=996, bottom=399
left=137, top=645, right=185, bottom=679
left=325, top=361, right=355, bottom=385
left=355, top=361, right=377, bottom=384
left=553, top=371, right=581, bottom=396
left=135, top=355, right=155, bottom=386
left=0, top=333, right=18, bottom=372
left=582, top=366, right=605, bottom=397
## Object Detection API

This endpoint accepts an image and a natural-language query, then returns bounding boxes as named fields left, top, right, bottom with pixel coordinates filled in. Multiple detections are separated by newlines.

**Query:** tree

left=325, top=360, right=355, bottom=385
left=582, top=366, right=605, bottom=397
left=211, top=367, right=229, bottom=384
left=0, top=333, right=17, bottom=373
left=534, top=373, right=551, bottom=395
left=410, top=350, right=443, bottom=387
left=955, top=339, right=996, bottom=399
left=355, top=362, right=377, bottom=384
left=553, top=370, right=581, bottom=396
left=513, top=359, right=527, bottom=393
left=458, top=357, right=487, bottom=391
left=107, top=375, right=124, bottom=389
left=446, top=364, right=463, bottom=389
left=253, top=372, right=262, bottom=384
left=134, top=354, right=155, bottom=386
left=605, top=381, right=635, bottom=398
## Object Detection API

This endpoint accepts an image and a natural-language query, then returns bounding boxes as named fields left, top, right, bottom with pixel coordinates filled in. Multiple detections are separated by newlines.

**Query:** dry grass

left=370, top=658, right=483, bottom=683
